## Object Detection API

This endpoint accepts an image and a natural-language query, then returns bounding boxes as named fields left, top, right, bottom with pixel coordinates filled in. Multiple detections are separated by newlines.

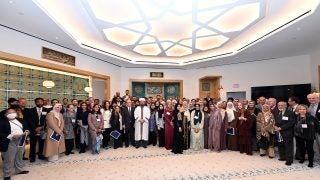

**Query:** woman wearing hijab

left=164, top=100, right=174, bottom=150
left=190, top=104, right=204, bottom=150
left=43, top=103, right=65, bottom=162
left=236, top=103, right=253, bottom=155
left=181, top=100, right=190, bottom=149
left=172, top=104, right=184, bottom=154
left=256, top=104, right=275, bottom=158
left=0, top=108, right=29, bottom=180
left=156, top=104, right=165, bottom=147
left=226, top=102, right=238, bottom=151
left=203, top=105, right=210, bottom=149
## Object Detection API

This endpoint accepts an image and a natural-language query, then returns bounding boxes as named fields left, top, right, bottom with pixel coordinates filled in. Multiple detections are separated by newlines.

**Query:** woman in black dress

left=110, top=106, right=123, bottom=149
left=172, top=104, right=184, bottom=154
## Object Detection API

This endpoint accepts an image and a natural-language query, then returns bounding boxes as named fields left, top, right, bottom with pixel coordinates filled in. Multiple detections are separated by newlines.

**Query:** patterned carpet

left=1, top=146, right=320, bottom=180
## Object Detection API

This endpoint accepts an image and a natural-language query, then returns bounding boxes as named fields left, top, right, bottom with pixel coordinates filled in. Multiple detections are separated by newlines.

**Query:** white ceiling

left=0, top=0, right=320, bottom=69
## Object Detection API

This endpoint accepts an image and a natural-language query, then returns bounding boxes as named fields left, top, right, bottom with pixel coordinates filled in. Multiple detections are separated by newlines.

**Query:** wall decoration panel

left=0, top=63, right=89, bottom=110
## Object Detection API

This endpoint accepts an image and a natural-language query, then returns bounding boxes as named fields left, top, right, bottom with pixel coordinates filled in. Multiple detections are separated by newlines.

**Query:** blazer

left=0, top=118, right=28, bottom=152
left=294, top=115, right=318, bottom=140
left=275, top=109, right=295, bottom=138
left=87, top=113, right=104, bottom=133
left=121, top=106, right=135, bottom=128
left=26, top=107, right=49, bottom=135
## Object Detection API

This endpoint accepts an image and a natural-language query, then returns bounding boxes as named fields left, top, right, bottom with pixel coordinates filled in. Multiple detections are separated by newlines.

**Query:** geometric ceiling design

left=32, top=0, right=319, bottom=66
left=87, top=0, right=264, bottom=57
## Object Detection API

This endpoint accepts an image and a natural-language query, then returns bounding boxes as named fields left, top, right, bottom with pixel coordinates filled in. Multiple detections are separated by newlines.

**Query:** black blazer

left=121, top=106, right=135, bottom=128
left=110, top=113, right=121, bottom=131
left=26, top=107, right=49, bottom=135
left=275, top=109, right=295, bottom=138
left=309, top=102, right=320, bottom=134
left=0, top=118, right=28, bottom=152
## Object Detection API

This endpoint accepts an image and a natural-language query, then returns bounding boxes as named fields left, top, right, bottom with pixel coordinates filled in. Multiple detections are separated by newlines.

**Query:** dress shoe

left=143, top=146, right=147, bottom=148
left=278, top=158, right=285, bottom=161
left=30, top=159, right=35, bottom=163
left=4, top=176, right=11, bottom=180
left=23, top=157, right=29, bottom=160
left=268, top=156, right=274, bottom=159
left=70, top=152, right=74, bottom=154
left=285, top=162, right=292, bottom=166
left=17, top=170, right=29, bottom=175
left=260, top=154, right=265, bottom=157
left=136, top=146, right=140, bottom=149
left=38, top=156, right=45, bottom=160
left=299, top=160, right=305, bottom=164
left=308, top=163, right=313, bottom=168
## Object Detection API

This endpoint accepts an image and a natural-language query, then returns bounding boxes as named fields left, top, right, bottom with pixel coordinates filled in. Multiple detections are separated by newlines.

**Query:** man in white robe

left=134, top=98, right=150, bottom=148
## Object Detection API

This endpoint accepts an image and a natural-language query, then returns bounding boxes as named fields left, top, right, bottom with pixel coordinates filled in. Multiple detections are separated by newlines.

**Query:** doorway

left=199, top=76, right=221, bottom=100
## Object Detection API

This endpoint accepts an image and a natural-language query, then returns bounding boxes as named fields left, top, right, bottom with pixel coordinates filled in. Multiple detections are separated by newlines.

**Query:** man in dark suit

left=122, top=99, right=135, bottom=147
left=26, top=98, right=48, bottom=162
left=275, top=101, right=295, bottom=166
left=307, top=93, right=320, bottom=153
left=0, top=98, right=19, bottom=120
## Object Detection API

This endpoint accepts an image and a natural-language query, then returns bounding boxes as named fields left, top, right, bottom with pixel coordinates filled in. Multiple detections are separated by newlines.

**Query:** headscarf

left=194, top=104, right=202, bottom=125
left=226, top=102, right=235, bottom=122
left=262, top=104, right=272, bottom=122
left=217, top=101, right=226, bottom=119
left=52, top=103, right=62, bottom=126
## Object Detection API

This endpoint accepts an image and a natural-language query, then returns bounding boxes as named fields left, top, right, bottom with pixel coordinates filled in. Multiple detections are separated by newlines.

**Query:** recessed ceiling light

left=55, top=36, right=59, bottom=39
left=9, top=0, right=13, bottom=4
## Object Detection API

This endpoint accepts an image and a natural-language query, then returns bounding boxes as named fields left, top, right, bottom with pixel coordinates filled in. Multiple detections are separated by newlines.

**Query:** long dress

left=172, top=110, right=184, bottom=154
left=219, top=110, right=228, bottom=150
left=208, top=109, right=223, bottom=151
left=203, top=112, right=210, bottom=149
left=164, top=108, right=174, bottom=150
left=236, top=110, right=253, bottom=155
left=190, top=110, right=204, bottom=150
left=227, top=111, right=239, bottom=151
left=134, top=106, right=150, bottom=143
left=181, top=110, right=190, bottom=150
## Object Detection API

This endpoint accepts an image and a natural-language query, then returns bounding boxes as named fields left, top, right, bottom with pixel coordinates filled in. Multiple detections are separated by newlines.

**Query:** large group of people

left=1, top=90, right=320, bottom=180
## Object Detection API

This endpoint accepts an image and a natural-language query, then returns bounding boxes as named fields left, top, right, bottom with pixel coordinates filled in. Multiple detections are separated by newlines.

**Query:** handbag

left=258, top=136, right=268, bottom=150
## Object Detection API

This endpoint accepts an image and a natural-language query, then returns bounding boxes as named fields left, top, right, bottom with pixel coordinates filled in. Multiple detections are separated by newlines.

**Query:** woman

left=172, top=104, right=184, bottom=154
left=101, top=100, right=112, bottom=149
left=88, top=104, right=104, bottom=154
left=110, top=105, right=123, bottom=149
left=181, top=101, right=190, bottom=150
left=208, top=103, right=224, bottom=152
left=203, top=105, right=210, bottom=149
left=76, top=102, right=90, bottom=153
left=217, top=102, right=228, bottom=150
left=256, top=104, right=275, bottom=158
left=190, top=104, right=204, bottom=151
left=63, top=104, right=76, bottom=155
left=164, top=100, right=174, bottom=150
left=294, top=105, right=318, bottom=168
left=0, top=108, right=29, bottom=180
left=149, top=103, right=158, bottom=146
left=43, top=103, right=65, bottom=162
left=236, top=103, right=253, bottom=155
left=156, top=104, right=165, bottom=147
left=226, top=102, right=238, bottom=151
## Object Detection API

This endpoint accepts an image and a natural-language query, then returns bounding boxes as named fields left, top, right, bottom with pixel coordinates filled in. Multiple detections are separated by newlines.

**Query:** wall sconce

left=218, top=85, right=223, bottom=90
left=84, top=86, right=93, bottom=92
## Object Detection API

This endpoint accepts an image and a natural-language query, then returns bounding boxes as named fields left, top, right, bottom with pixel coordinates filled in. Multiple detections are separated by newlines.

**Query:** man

left=288, top=96, right=299, bottom=114
left=204, top=92, right=213, bottom=105
left=256, top=96, right=266, bottom=110
left=134, top=98, right=150, bottom=148
left=189, top=99, right=196, bottom=112
left=26, top=98, right=48, bottom=162
left=267, top=97, right=279, bottom=116
left=122, top=99, right=135, bottom=147
left=43, top=97, right=52, bottom=109
left=241, top=100, right=249, bottom=109
left=112, top=92, right=121, bottom=104
left=274, top=101, right=295, bottom=166
left=122, top=89, right=130, bottom=100
left=233, top=98, right=240, bottom=108
left=61, top=98, right=68, bottom=113
left=71, top=99, right=79, bottom=113
left=247, top=100, right=261, bottom=151
left=307, top=93, right=320, bottom=154
left=94, top=99, right=100, bottom=106
left=18, top=98, right=28, bottom=118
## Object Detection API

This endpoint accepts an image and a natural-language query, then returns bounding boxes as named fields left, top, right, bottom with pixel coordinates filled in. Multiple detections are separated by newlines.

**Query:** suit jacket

left=275, top=109, right=295, bottom=138
left=309, top=102, right=320, bottom=134
left=26, top=107, right=49, bottom=135
left=122, top=106, right=135, bottom=128
left=0, top=118, right=28, bottom=152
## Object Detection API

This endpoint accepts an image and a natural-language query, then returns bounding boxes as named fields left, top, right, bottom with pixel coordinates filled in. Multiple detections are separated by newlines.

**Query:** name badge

left=302, top=124, right=308, bottom=128
left=97, top=118, right=101, bottom=122
left=318, top=109, right=320, bottom=113
left=282, top=116, right=288, bottom=120
left=41, top=112, right=47, bottom=115
left=194, top=116, right=199, bottom=119
left=166, top=112, right=170, bottom=115
left=71, top=119, right=76, bottom=123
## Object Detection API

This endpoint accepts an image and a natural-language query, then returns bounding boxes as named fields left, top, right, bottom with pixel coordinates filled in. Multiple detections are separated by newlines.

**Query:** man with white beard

left=134, top=98, right=150, bottom=148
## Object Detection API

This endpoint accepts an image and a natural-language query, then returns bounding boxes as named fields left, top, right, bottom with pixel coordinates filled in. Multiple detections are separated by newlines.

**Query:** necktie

left=37, top=108, right=41, bottom=125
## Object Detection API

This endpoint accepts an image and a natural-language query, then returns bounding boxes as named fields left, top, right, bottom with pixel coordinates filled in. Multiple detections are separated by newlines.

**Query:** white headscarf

left=226, top=102, right=235, bottom=122
left=52, top=103, right=62, bottom=126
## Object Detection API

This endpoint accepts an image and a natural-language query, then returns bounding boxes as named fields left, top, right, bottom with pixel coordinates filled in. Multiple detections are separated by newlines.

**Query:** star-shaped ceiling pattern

left=87, top=0, right=264, bottom=57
